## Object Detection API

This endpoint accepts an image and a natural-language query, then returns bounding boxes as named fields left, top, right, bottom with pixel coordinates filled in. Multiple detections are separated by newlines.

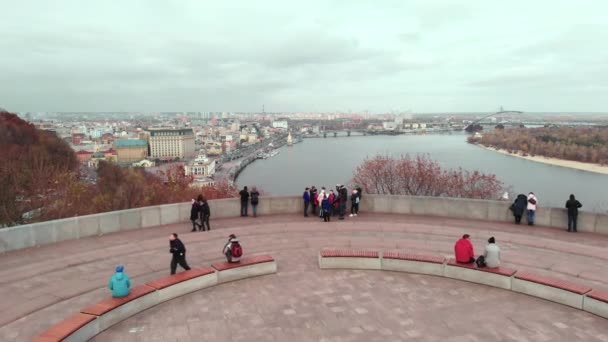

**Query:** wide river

left=237, top=133, right=608, bottom=212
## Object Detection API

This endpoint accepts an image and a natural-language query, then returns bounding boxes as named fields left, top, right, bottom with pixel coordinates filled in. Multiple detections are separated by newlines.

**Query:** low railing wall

left=1, top=195, right=606, bottom=253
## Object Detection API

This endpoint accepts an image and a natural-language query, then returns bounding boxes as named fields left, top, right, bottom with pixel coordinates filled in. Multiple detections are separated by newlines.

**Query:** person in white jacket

left=483, top=237, right=501, bottom=268
left=317, top=187, right=326, bottom=218
left=527, top=192, right=538, bottom=226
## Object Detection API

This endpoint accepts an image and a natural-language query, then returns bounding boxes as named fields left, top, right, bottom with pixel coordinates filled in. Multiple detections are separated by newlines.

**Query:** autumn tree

left=0, top=111, right=79, bottom=226
left=352, top=154, right=503, bottom=199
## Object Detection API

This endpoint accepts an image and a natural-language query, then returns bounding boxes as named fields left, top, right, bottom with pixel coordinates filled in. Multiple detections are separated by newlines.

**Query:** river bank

left=474, top=144, right=608, bottom=175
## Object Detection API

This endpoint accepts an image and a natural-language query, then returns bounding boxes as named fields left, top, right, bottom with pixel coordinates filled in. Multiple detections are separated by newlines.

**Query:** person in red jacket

left=454, top=234, right=475, bottom=264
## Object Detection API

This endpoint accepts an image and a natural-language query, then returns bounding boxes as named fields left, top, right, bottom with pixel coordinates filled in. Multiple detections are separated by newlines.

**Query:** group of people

left=108, top=233, right=244, bottom=298
left=509, top=192, right=583, bottom=232
left=302, top=185, right=362, bottom=221
left=454, top=234, right=501, bottom=268
left=190, top=195, right=211, bottom=232
left=239, top=186, right=261, bottom=217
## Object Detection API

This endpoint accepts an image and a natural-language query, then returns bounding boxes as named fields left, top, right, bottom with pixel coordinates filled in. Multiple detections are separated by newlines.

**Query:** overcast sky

left=1, top=1, right=607, bottom=113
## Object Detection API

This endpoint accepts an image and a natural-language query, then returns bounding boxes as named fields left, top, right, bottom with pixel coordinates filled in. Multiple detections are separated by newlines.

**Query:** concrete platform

left=3, top=214, right=608, bottom=341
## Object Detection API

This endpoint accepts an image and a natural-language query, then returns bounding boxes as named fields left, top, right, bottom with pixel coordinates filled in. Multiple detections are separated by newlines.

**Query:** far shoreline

left=473, top=144, right=608, bottom=175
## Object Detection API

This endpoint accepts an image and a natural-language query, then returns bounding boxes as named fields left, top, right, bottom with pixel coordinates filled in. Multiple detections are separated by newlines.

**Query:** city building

left=184, top=155, right=216, bottom=178
left=272, top=119, right=289, bottom=129
left=204, top=141, right=223, bottom=156
left=148, top=128, right=195, bottom=160
left=115, top=139, right=149, bottom=163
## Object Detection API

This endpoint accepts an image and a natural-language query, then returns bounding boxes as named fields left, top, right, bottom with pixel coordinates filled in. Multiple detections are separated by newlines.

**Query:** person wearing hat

left=108, top=265, right=131, bottom=298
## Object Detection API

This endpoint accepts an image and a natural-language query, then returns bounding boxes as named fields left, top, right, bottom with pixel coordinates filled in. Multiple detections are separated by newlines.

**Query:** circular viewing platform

left=1, top=196, right=607, bottom=341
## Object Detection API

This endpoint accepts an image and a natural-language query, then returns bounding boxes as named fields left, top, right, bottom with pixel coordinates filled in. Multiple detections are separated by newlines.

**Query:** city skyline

left=1, top=1, right=607, bottom=112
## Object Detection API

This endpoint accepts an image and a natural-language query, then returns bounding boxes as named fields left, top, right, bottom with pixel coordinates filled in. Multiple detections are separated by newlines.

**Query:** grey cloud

left=1, top=1, right=608, bottom=112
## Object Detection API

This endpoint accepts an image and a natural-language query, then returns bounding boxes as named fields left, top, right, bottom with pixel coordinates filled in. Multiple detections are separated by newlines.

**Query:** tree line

left=469, top=127, right=608, bottom=165
left=0, top=112, right=237, bottom=227
left=352, top=154, right=503, bottom=199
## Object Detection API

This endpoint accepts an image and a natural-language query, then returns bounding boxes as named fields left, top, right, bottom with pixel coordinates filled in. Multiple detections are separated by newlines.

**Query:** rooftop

left=114, top=139, right=148, bottom=148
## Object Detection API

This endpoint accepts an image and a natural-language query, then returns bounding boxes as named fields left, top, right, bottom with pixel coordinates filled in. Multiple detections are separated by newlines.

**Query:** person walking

left=108, top=265, right=131, bottom=298
left=200, top=196, right=211, bottom=231
left=223, top=234, right=243, bottom=263
left=565, top=194, right=583, bottom=232
left=169, top=233, right=191, bottom=275
left=190, top=198, right=202, bottom=232
left=322, top=194, right=331, bottom=222
left=239, top=186, right=249, bottom=217
left=527, top=192, right=538, bottom=226
left=250, top=187, right=260, bottom=217
left=302, top=187, right=311, bottom=217
left=510, top=194, right=527, bottom=224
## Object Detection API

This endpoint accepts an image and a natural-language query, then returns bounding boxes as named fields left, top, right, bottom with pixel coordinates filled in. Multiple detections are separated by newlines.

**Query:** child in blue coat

left=108, top=265, right=131, bottom=298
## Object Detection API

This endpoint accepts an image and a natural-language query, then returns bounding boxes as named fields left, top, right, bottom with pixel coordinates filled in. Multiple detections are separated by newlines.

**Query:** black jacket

left=190, top=202, right=200, bottom=221
left=170, top=239, right=186, bottom=255
left=250, top=191, right=260, bottom=205
left=511, top=194, right=527, bottom=216
left=239, top=190, right=249, bottom=202
left=565, top=199, right=582, bottom=216
left=201, top=202, right=210, bottom=216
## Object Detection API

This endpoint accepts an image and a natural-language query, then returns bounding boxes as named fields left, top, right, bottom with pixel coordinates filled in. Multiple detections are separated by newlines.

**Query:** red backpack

left=231, top=241, right=243, bottom=258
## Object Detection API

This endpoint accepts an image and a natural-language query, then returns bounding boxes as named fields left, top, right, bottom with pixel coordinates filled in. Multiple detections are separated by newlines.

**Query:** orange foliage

left=352, top=154, right=503, bottom=199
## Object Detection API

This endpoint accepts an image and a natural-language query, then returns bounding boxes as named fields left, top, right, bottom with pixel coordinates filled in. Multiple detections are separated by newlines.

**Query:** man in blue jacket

left=303, top=187, right=311, bottom=217
left=108, top=265, right=131, bottom=298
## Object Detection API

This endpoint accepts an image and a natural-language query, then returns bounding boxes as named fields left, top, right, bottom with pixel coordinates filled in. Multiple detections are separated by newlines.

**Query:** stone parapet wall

left=1, top=195, right=606, bottom=253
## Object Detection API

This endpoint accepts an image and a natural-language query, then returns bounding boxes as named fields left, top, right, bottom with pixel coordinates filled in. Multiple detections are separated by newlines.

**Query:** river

left=236, top=133, right=608, bottom=213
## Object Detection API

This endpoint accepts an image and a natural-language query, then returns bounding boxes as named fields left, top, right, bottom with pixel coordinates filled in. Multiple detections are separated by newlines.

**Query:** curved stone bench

left=34, top=255, right=276, bottom=342
left=318, top=249, right=608, bottom=320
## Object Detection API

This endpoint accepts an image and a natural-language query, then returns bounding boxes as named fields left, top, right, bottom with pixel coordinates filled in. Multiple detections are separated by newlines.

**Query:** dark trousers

left=339, top=202, right=346, bottom=218
left=568, top=214, right=578, bottom=232
left=240, top=201, right=248, bottom=216
left=304, top=202, right=310, bottom=216
left=201, top=215, right=210, bottom=231
left=191, top=219, right=201, bottom=231
left=170, top=253, right=191, bottom=275
left=323, top=211, right=331, bottom=222
left=311, top=204, right=317, bottom=216
left=252, top=204, right=258, bottom=217
left=514, top=215, right=522, bottom=224
left=351, top=203, right=359, bottom=214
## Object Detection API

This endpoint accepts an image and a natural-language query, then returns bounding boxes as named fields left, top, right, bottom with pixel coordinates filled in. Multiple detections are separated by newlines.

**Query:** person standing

left=322, top=194, right=331, bottom=222
left=338, top=185, right=348, bottom=220
left=355, top=185, right=363, bottom=213
left=239, top=186, right=250, bottom=217
left=328, top=190, right=336, bottom=216
left=302, top=187, right=311, bottom=217
left=108, top=265, right=131, bottom=298
left=317, top=187, right=326, bottom=219
left=527, top=192, right=538, bottom=226
left=510, top=194, right=527, bottom=224
left=200, top=197, right=211, bottom=231
left=349, top=189, right=359, bottom=217
left=310, top=186, right=318, bottom=216
left=565, top=194, right=583, bottom=232
left=250, top=187, right=260, bottom=217
left=169, top=233, right=191, bottom=275
left=190, top=198, right=202, bottom=232
left=454, top=234, right=475, bottom=264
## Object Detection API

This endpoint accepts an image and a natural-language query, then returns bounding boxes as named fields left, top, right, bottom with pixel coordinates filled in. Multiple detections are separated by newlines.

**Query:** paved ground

left=1, top=213, right=608, bottom=341
left=95, top=266, right=608, bottom=342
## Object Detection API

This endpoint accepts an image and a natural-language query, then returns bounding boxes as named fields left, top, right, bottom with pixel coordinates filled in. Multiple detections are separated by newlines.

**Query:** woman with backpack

left=250, top=187, right=260, bottom=217
left=223, top=234, right=242, bottom=263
